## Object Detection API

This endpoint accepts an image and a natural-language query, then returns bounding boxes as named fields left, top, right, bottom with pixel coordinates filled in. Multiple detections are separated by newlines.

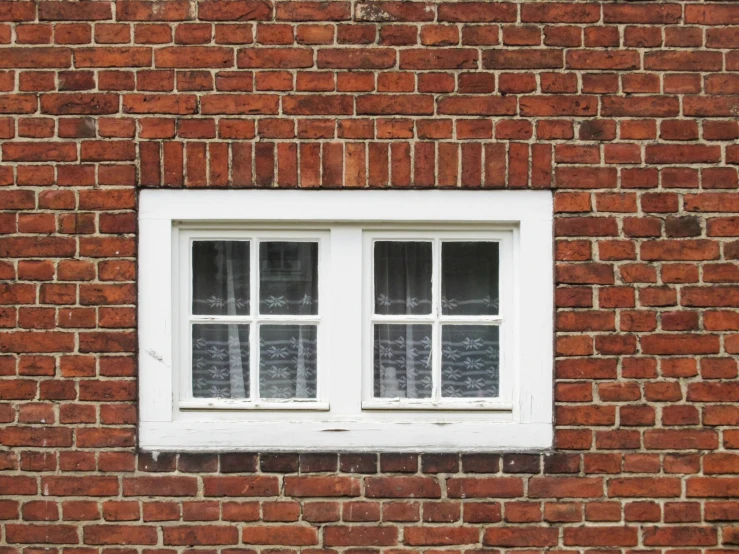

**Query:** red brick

left=318, top=48, right=395, bottom=69
left=484, top=527, right=558, bottom=547
left=85, top=525, right=158, bottom=545
left=123, top=477, right=198, bottom=497
left=199, top=0, right=272, bottom=21
left=202, top=476, right=279, bottom=497
left=439, top=3, right=516, bottom=23
left=404, top=526, right=478, bottom=545
left=118, top=1, right=193, bottom=21
left=564, top=526, right=638, bottom=546
left=243, top=525, right=318, bottom=546
left=643, top=526, right=718, bottom=546
left=284, top=476, right=360, bottom=497
left=447, top=477, right=523, bottom=498
left=366, top=477, right=442, bottom=498
left=5, top=523, right=79, bottom=544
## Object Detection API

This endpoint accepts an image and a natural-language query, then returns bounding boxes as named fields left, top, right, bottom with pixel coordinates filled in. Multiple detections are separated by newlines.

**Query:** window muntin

left=181, top=231, right=328, bottom=409
left=363, top=231, right=512, bottom=410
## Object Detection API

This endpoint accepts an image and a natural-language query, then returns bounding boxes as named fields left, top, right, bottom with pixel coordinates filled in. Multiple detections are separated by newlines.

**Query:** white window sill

left=140, top=421, right=554, bottom=452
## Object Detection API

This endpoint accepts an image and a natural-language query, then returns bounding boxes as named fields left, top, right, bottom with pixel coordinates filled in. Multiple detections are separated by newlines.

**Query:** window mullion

left=185, top=238, right=193, bottom=403
left=432, top=237, right=441, bottom=401
left=250, top=238, right=259, bottom=401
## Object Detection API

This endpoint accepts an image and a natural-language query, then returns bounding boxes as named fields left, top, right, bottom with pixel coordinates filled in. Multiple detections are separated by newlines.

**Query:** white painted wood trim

left=138, top=189, right=554, bottom=452
left=141, top=421, right=554, bottom=452
left=140, top=189, right=552, bottom=223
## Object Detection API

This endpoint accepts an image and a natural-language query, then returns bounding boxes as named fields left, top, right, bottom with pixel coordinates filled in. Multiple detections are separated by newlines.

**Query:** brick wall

left=1, top=0, right=739, bottom=550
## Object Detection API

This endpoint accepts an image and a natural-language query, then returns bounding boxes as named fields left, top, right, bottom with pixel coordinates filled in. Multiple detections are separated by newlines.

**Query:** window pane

left=441, top=325, right=499, bottom=398
left=259, top=242, right=318, bottom=315
left=441, top=242, right=499, bottom=315
left=259, top=325, right=317, bottom=399
left=192, top=324, right=250, bottom=399
left=374, top=241, right=432, bottom=315
left=374, top=324, right=432, bottom=399
left=193, top=241, right=250, bottom=316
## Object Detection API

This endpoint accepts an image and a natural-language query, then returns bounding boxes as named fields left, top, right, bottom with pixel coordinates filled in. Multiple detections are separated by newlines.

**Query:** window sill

left=140, top=421, right=553, bottom=452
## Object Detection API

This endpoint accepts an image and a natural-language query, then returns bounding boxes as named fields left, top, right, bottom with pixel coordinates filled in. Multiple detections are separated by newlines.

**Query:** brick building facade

left=1, top=0, right=739, bottom=550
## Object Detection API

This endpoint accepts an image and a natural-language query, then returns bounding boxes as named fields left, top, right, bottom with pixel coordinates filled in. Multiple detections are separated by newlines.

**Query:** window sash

left=362, top=230, right=514, bottom=410
left=178, top=229, right=329, bottom=409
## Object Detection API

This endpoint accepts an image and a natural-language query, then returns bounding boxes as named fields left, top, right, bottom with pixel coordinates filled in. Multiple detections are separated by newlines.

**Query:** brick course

left=0, top=0, right=738, bottom=550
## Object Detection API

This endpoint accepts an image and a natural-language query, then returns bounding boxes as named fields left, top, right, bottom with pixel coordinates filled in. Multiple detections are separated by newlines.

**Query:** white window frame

left=139, top=189, right=553, bottom=452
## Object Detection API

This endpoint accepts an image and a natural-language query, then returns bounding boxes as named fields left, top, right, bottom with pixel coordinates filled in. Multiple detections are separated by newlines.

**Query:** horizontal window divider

left=189, top=316, right=321, bottom=323
left=180, top=400, right=330, bottom=411
left=362, top=400, right=513, bottom=411
left=253, top=315, right=321, bottom=322
left=190, top=316, right=253, bottom=322
left=371, top=316, right=503, bottom=323
left=439, top=316, right=503, bottom=323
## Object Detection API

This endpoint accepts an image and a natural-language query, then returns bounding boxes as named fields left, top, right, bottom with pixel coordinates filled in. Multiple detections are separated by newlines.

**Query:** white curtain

left=224, top=247, right=246, bottom=397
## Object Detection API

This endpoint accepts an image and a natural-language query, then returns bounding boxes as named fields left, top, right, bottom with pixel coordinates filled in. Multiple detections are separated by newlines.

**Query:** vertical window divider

left=186, top=237, right=194, bottom=402
left=250, top=237, right=259, bottom=401
left=432, top=238, right=441, bottom=402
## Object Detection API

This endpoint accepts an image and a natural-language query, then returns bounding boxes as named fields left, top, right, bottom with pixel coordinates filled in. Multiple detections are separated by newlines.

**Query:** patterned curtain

left=373, top=242, right=432, bottom=397
left=259, top=325, right=317, bottom=399
left=192, top=323, right=249, bottom=398
left=374, top=323, right=433, bottom=398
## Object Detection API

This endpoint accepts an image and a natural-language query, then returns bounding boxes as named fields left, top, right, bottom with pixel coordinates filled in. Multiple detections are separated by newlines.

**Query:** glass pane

left=259, top=325, right=317, bottom=399
left=441, top=242, right=499, bottom=315
left=374, top=241, right=432, bottom=315
left=374, top=324, right=432, bottom=399
left=441, top=325, right=499, bottom=398
left=192, top=324, right=249, bottom=399
left=193, top=241, right=250, bottom=315
left=259, top=242, right=318, bottom=315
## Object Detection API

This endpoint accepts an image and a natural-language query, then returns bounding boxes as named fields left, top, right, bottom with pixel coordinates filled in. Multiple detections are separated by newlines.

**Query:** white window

left=139, top=190, right=553, bottom=451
